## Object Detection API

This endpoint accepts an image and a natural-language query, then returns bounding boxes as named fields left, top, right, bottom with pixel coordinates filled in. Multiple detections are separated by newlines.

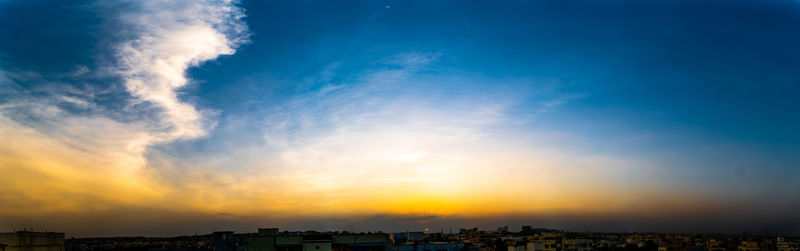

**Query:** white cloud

left=0, top=0, right=250, bottom=214
left=250, top=55, right=514, bottom=195
left=386, top=52, right=441, bottom=67
left=68, top=65, right=90, bottom=78
left=58, top=95, right=92, bottom=109
left=116, top=0, right=248, bottom=142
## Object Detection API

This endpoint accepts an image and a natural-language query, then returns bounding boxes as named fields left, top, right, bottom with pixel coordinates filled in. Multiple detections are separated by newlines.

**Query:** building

left=243, top=229, right=386, bottom=251
left=407, top=233, right=424, bottom=243
left=276, top=236, right=304, bottom=251
left=390, top=234, right=408, bottom=244
left=526, top=241, right=556, bottom=251
left=739, top=241, right=760, bottom=251
left=387, top=243, right=464, bottom=251
left=213, top=231, right=237, bottom=251
left=562, top=239, right=592, bottom=251
left=304, top=240, right=332, bottom=251
left=244, top=229, right=278, bottom=251
left=526, top=233, right=561, bottom=251
left=0, top=231, right=65, bottom=251
left=332, top=234, right=387, bottom=251
left=521, top=226, right=532, bottom=235
left=706, top=239, right=725, bottom=251
left=776, top=237, right=797, bottom=251
left=508, top=244, right=526, bottom=251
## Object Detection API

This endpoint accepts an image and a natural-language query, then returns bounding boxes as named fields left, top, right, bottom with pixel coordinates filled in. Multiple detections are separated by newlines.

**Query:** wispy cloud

left=385, top=52, right=441, bottom=67
left=116, top=0, right=248, bottom=141
left=160, top=52, right=643, bottom=216
left=0, top=0, right=250, bottom=215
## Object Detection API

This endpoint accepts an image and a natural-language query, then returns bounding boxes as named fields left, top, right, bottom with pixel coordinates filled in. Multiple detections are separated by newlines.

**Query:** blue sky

left=1, top=0, right=799, bottom=236
left=192, top=0, right=800, bottom=192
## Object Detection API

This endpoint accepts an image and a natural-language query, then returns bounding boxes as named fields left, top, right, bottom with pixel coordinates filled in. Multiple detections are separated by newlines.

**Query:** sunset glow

left=1, top=0, right=799, bottom=237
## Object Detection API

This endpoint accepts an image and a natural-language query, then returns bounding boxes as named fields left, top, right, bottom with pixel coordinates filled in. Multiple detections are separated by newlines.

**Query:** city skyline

left=1, top=0, right=799, bottom=237
left=10, top=226, right=800, bottom=251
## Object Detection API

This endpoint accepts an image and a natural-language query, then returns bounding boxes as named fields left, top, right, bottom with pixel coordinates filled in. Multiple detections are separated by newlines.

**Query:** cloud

left=0, top=107, right=160, bottom=215
left=0, top=0, right=250, bottom=217
left=158, top=53, right=650, bottom=216
left=116, top=0, right=248, bottom=142
left=385, top=52, right=441, bottom=67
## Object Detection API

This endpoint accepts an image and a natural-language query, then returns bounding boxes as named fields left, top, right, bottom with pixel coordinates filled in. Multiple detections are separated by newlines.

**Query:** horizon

left=5, top=211, right=800, bottom=238
left=6, top=227, right=796, bottom=239
left=5, top=225, right=798, bottom=239
left=1, top=0, right=799, bottom=238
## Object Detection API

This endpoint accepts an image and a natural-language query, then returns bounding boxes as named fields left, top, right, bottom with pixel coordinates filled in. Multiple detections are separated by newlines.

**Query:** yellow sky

left=0, top=110, right=701, bottom=219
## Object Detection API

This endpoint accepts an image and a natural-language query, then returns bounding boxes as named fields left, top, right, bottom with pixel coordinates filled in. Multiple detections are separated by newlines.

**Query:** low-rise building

left=304, top=240, right=332, bottom=251
left=213, top=231, right=237, bottom=251
left=332, top=234, right=387, bottom=251
left=387, top=243, right=463, bottom=251
left=508, top=244, right=526, bottom=251
left=562, top=239, right=592, bottom=251
left=706, top=239, right=725, bottom=251
left=526, top=241, right=556, bottom=251
left=776, top=237, right=798, bottom=251
left=739, top=241, right=760, bottom=251
left=0, top=231, right=65, bottom=251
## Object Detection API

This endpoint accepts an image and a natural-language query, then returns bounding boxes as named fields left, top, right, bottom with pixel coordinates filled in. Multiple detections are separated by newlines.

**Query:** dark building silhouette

left=0, top=231, right=65, bottom=251
left=213, top=231, right=236, bottom=251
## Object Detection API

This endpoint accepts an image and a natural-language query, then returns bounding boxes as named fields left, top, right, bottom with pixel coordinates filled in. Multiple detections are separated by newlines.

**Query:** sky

left=0, top=0, right=799, bottom=237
